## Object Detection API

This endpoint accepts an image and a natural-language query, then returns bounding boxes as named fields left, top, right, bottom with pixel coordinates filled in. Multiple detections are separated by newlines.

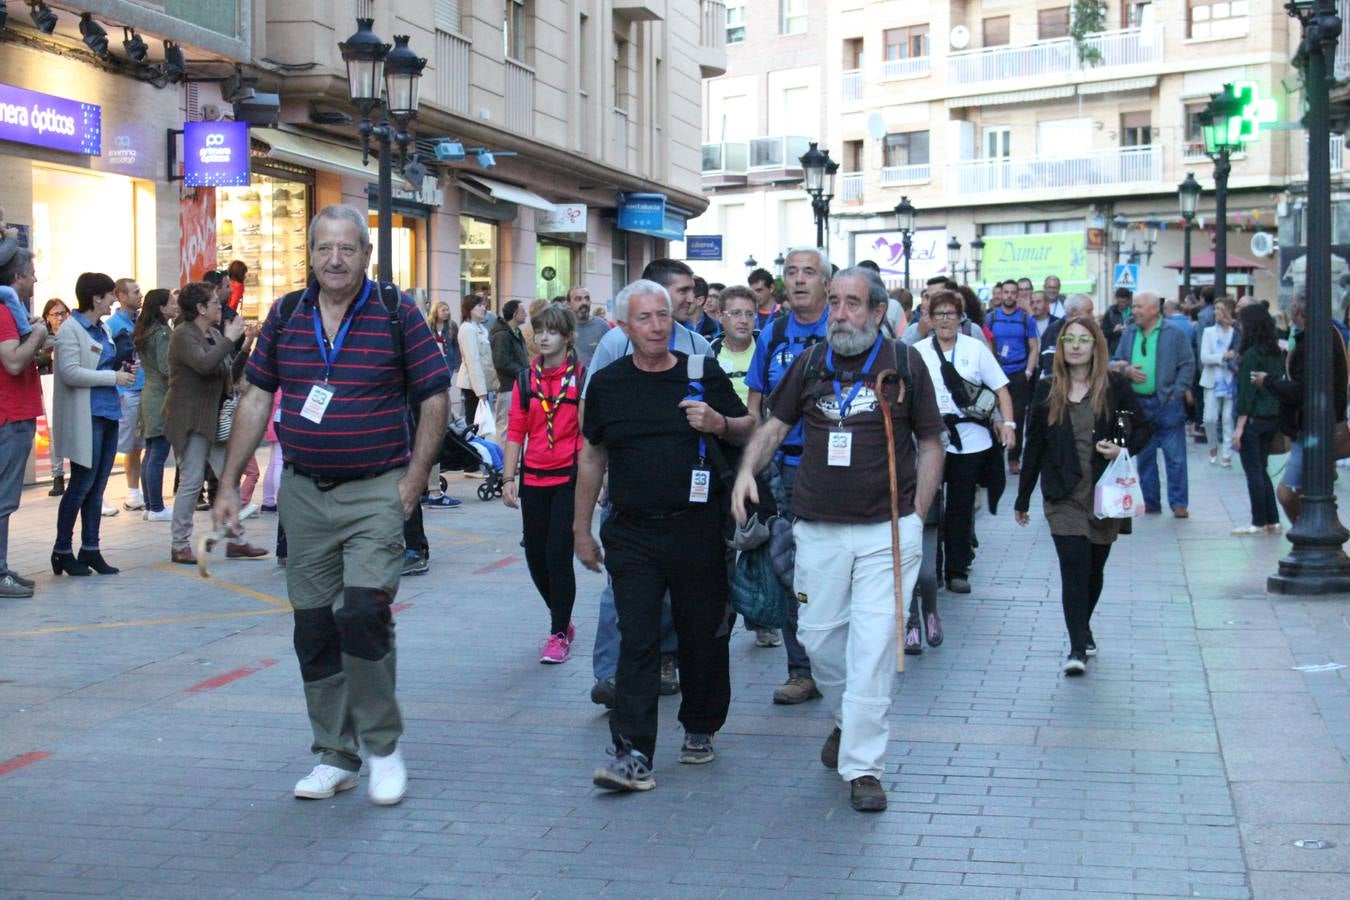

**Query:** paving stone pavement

left=2, top=442, right=1350, bottom=898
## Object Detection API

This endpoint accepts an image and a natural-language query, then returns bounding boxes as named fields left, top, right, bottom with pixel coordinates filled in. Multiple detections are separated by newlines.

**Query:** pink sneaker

left=539, top=633, right=571, bottom=664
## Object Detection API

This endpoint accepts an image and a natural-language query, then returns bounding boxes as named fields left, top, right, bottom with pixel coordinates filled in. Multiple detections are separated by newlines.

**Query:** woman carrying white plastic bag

left=1093, top=449, right=1145, bottom=519
left=1013, top=316, right=1152, bottom=676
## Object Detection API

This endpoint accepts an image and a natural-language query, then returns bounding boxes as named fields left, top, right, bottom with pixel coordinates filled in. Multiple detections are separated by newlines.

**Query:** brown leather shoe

left=1172, top=506, right=1189, bottom=519
left=821, top=727, right=841, bottom=769
left=772, top=674, right=822, bottom=705
left=850, top=776, right=887, bottom=812
left=170, top=548, right=197, bottom=566
left=226, top=541, right=269, bottom=559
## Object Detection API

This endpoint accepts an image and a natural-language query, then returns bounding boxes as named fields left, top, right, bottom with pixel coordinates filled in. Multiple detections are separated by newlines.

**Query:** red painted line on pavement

left=185, top=658, right=277, bottom=694
left=472, top=555, right=521, bottom=576
left=391, top=601, right=413, bottom=614
left=0, top=751, right=52, bottom=777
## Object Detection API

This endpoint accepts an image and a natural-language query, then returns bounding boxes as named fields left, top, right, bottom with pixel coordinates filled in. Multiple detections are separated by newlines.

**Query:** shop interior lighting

left=79, top=13, right=109, bottom=58
left=122, top=27, right=148, bottom=62
left=162, top=40, right=186, bottom=83
left=28, top=1, right=57, bottom=34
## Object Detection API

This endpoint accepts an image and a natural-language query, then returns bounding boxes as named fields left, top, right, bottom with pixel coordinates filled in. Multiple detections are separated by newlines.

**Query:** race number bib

left=300, top=383, right=335, bottom=424
left=827, top=431, right=853, bottom=467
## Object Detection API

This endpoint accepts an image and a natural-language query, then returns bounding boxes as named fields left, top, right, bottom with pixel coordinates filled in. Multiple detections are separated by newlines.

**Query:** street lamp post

left=894, top=196, right=917, bottom=291
left=1178, top=173, right=1201, bottom=299
left=339, top=19, right=425, bottom=284
left=1271, top=0, right=1350, bottom=594
left=946, top=236, right=984, bottom=285
left=1198, top=86, right=1245, bottom=303
left=799, top=142, right=837, bottom=250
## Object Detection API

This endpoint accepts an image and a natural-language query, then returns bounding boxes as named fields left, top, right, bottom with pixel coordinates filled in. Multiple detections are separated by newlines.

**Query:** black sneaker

left=593, top=746, right=655, bottom=792
left=1084, top=631, right=1097, bottom=657
left=679, top=733, right=715, bottom=765
left=401, top=550, right=429, bottom=576
left=1063, top=652, right=1087, bottom=676
left=659, top=653, right=680, bottom=695
left=590, top=677, right=615, bottom=709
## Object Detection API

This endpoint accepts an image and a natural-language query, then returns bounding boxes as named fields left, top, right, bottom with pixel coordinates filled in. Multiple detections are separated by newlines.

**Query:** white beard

left=828, top=320, right=881, bottom=356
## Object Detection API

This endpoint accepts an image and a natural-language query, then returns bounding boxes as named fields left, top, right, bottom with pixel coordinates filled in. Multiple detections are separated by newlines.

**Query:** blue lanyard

left=686, top=377, right=708, bottom=464
left=827, top=335, right=885, bottom=421
left=313, top=280, right=373, bottom=382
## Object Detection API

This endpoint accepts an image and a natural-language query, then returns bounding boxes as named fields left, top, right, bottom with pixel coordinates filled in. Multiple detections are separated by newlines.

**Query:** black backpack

left=273, top=282, right=407, bottom=397
left=758, top=313, right=824, bottom=390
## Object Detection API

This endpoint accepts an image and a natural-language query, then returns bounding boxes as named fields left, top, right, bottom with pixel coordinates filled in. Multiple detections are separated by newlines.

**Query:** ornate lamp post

left=1271, top=0, right=1350, bottom=593
left=1178, top=173, right=1201, bottom=299
left=339, top=19, right=425, bottom=283
left=799, top=142, right=837, bottom=249
left=946, top=236, right=984, bottom=285
left=1198, top=85, right=1245, bottom=303
left=894, top=195, right=917, bottom=290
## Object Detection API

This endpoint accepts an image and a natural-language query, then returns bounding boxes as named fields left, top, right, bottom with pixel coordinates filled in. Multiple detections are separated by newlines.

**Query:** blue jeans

left=0, top=419, right=36, bottom=574
left=141, top=435, right=171, bottom=512
left=592, top=500, right=676, bottom=681
left=1136, top=395, right=1189, bottom=511
left=55, top=416, right=118, bottom=554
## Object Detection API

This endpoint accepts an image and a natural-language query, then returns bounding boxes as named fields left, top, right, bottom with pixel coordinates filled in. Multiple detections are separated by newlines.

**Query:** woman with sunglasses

left=1015, top=316, right=1152, bottom=675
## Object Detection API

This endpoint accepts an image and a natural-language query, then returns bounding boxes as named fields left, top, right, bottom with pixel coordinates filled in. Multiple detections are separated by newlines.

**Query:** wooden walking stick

left=874, top=369, right=905, bottom=673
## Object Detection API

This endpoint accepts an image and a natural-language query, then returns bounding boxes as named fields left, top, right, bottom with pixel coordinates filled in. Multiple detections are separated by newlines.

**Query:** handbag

left=728, top=544, right=789, bottom=629
left=216, top=393, right=237, bottom=444
left=932, top=335, right=997, bottom=420
left=1270, top=430, right=1292, bottom=456
left=1093, top=449, right=1145, bottom=519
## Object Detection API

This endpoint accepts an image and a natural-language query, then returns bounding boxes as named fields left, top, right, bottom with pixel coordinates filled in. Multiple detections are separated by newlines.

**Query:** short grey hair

left=1064, top=293, right=1094, bottom=316
left=308, top=204, right=371, bottom=251
left=1163, top=298, right=1182, bottom=315
left=833, top=266, right=888, bottom=309
left=1134, top=290, right=1162, bottom=309
left=783, top=246, right=831, bottom=276
left=613, top=279, right=671, bottom=323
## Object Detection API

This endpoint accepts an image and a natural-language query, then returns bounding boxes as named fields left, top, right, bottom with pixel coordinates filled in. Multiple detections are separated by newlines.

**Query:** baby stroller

left=439, top=418, right=505, bottom=501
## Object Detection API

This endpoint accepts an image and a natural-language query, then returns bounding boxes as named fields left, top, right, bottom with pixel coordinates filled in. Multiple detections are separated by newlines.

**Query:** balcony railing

left=434, top=29, right=470, bottom=115
left=1340, top=1, right=1350, bottom=81
left=947, top=146, right=1161, bottom=195
left=700, top=0, right=726, bottom=50
left=840, top=172, right=864, bottom=207
left=842, top=68, right=862, bottom=101
left=948, top=25, right=1163, bottom=85
left=881, top=56, right=930, bottom=80
left=506, top=58, right=534, bottom=135
left=702, top=141, right=749, bottom=175
left=748, top=136, right=811, bottom=171
left=880, top=163, right=931, bottom=185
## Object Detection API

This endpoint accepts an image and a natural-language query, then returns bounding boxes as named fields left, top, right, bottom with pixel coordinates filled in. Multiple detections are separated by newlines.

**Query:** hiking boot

left=772, top=674, right=822, bottom=705
left=925, top=612, right=944, bottom=647
left=294, top=764, right=359, bottom=800
left=367, top=746, right=407, bottom=806
left=820, top=727, right=841, bottom=769
left=945, top=577, right=971, bottom=594
left=590, top=677, right=615, bottom=709
left=754, top=627, right=783, bottom=648
left=679, top=732, right=715, bottom=765
left=850, top=776, right=887, bottom=812
left=904, top=626, right=923, bottom=656
left=539, top=633, right=571, bottom=664
left=592, top=746, right=655, bottom=792
left=659, top=653, right=680, bottom=695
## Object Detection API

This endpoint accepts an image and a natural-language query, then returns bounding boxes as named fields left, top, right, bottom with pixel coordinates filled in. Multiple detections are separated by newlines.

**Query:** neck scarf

left=532, top=354, right=577, bottom=449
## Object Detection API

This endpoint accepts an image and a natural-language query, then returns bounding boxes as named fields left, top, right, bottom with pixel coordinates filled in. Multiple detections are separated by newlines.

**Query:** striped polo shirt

left=245, top=279, right=451, bottom=478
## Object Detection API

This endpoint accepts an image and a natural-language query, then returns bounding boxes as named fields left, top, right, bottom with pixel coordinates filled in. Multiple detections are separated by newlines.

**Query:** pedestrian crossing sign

left=1113, top=264, right=1139, bottom=291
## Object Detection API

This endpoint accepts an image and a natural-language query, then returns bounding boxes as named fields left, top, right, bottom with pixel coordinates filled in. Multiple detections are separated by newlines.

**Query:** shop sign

left=183, top=121, right=250, bottom=187
left=618, top=193, right=666, bottom=232
left=685, top=235, right=723, bottom=261
left=390, top=175, right=444, bottom=207
left=538, top=203, right=587, bottom=233
left=0, top=82, right=100, bottom=156
left=853, top=228, right=951, bottom=282
left=979, top=232, right=1089, bottom=288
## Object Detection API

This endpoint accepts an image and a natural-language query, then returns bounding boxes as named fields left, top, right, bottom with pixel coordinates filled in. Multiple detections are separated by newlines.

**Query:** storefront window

left=367, top=214, right=418, bottom=290
left=32, top=164, right=147, bottom=303
left=461, top=216, right=498, bottom=308
left=536, top=241, right=573, bottom=300
left=217, top=170, right=312, bottom=320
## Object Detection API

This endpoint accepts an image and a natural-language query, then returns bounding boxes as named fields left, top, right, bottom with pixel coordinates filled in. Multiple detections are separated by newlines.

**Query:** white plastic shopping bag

left=1093, top=449, right=1145, bottom=519
left=473, top=397, right=497, bottom=437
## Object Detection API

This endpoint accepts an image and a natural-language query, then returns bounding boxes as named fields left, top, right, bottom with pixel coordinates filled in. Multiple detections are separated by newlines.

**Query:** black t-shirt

left=769, top=340, right=944, bottom=525
left=583, top=352, right=748, bottom=517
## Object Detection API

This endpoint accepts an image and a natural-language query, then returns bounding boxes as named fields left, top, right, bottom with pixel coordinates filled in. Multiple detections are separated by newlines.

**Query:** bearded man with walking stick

left=731, top=268, right=945, bottom=812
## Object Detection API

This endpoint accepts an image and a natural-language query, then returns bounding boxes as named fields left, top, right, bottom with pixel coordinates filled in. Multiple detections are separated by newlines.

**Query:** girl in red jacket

left=502, top=304, right=584, bottom=663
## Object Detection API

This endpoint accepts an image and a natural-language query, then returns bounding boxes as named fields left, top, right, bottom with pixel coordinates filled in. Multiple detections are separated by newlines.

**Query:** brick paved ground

left=2, top=443, right=1350, bottom=898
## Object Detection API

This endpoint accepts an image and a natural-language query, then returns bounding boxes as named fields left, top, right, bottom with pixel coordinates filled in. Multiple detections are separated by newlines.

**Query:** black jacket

left=1266, top=328, right=1348, bottom=436
left=1015, top=371, right=1154, bottom=512
left=489, top=318, right=529, bottom=390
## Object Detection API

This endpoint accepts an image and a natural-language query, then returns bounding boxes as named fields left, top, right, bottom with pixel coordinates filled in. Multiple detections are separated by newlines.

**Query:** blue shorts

left=1281, top=440, right=1303, bottom=490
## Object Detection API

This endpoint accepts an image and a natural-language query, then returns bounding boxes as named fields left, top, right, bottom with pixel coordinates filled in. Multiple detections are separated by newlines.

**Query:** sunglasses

left=1059, top=334, right=1095, bottom=348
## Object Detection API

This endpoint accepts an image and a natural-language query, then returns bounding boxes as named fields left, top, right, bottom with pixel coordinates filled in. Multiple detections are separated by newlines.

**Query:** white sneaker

left=101, top=504, right=119, bottom=517
left=123, top=490, right=144, bottom=511
left=144, top=508, right=173, bottom=522
left=239, top=503, right=260, bottom=520
left=367, top=746, right=407, bottom=806
left=294, top=764, right=359, bottom=800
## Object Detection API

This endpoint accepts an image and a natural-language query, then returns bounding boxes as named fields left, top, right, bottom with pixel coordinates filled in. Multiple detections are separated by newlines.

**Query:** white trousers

left=794, top=515, right=923, bottom=781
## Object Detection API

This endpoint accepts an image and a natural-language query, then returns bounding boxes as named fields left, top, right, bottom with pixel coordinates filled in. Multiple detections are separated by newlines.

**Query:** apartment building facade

left=692, top=0, right=1312, bottom=305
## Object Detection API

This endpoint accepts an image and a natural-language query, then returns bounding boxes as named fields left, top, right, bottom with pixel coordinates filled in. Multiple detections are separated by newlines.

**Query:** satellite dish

left=950, top=25, right=971, bottom=50
left=1250, top=232, right=1276, bottom=258
left=866, top=112, right=887, bottom=141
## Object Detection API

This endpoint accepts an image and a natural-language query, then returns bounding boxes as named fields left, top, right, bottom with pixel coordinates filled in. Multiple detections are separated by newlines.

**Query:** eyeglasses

left=48, top=310, right=69, bottom=320
left=931, top=311, right=960, bottom=321
left=1059, top=335, right=1095, bottom=348
left=723, top=309, right=757, bottom=319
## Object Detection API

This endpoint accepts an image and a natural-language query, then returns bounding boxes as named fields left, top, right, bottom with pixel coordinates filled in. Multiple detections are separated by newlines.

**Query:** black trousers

left=462, top=392, right=483, bottom=472
left=942, top=449, right=989, bottom=581
left=520, top=481, right=576, bottom=635
left=602, top=504, right=733, bottom=762
left=1051, top=534, right=1112, bottom=656
left=1006, top=370, right=1029, bottom=462
left=1238, top=416, right=1281, bottom=527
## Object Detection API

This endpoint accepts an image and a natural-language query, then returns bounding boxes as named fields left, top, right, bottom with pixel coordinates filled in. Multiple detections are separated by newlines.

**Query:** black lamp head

left=122, top=27, right=148, bottom=62
left=29, top=1, right=56, bottom=34
left=80, top=13, right=109, bottom=58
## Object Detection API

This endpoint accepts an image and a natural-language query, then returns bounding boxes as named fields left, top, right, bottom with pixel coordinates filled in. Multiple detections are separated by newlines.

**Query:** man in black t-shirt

left=731, top=268, right=945, bottom=813
left=575, top=279, right=754, bottom=793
